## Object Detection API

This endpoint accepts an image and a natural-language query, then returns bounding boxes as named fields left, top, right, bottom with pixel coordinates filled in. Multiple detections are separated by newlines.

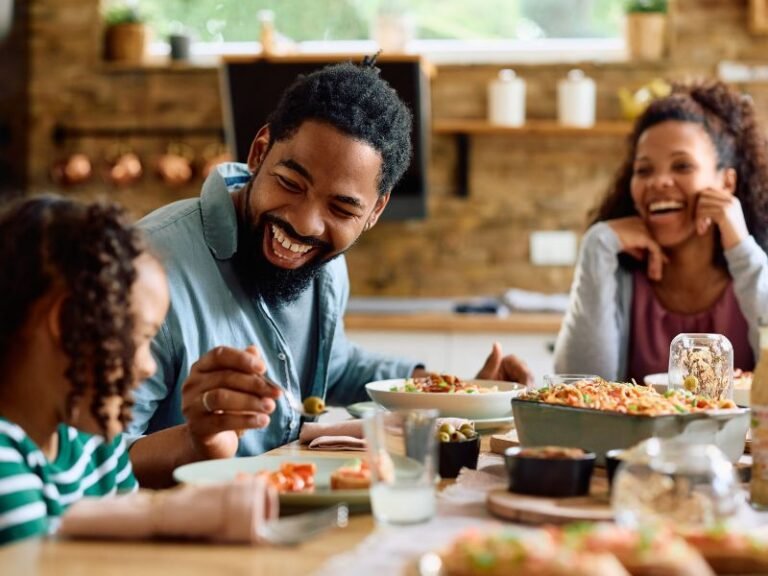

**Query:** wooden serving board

left=489, top=429, right=519, bottom=455
left=487, top=475, right=613, bottom=524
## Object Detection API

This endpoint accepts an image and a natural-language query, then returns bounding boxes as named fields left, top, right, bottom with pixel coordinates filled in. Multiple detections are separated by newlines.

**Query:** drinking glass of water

left=363, top=408, right=439, bottom=525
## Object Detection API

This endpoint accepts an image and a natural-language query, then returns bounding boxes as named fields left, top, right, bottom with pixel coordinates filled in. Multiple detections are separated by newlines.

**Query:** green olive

left=439, top=423, right=456, bottom=436
left=451, top=431, right=467, bottom=442
left=302, top=396, right=326, bottom=415
left=438, top=432, right=451, bottom=443
left=459, top=424, right=475, bottom=436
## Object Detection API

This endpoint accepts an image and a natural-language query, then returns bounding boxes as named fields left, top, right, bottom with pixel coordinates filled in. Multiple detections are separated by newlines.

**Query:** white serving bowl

left=365, top=378, right=525, bottom=420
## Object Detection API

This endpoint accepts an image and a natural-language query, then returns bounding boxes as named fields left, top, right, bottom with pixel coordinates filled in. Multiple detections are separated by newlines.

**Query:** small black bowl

left=504, top=446, right=596, bottom=497
left=605, top=448, right=626, bottom=489
left=439, top=436, right=481, bottom=478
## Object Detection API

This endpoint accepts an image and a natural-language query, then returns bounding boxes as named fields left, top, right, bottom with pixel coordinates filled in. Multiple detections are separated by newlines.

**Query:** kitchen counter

left=344, top=298, right=562, bottom=377
left=344, top=312, right=563, bottom=334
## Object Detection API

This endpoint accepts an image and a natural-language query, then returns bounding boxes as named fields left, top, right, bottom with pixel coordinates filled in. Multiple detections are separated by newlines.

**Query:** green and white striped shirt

left=0, top=418, right=137, bottom=545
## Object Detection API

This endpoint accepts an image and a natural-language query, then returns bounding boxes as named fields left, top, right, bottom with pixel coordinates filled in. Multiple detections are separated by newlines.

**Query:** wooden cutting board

left=489, top=429, right=519, bottom=455
left=487, top=474, right=613, bottom=524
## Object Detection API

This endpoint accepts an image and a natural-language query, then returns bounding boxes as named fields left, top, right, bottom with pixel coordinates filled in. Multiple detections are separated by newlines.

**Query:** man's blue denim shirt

left=127, top=163, right=418, bottom=455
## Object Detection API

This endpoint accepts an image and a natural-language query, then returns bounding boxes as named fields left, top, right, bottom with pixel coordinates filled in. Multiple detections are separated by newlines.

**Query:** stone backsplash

left=11, top=0, right=768, bottom=296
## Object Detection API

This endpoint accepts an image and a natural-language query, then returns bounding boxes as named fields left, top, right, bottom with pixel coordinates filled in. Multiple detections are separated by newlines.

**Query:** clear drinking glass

left=611, top=438, right=742, bottom=532
left=668, top=333, right=734, bottom=400
left=362, top=408, right=439, bottom=525
left=542, top=374, right=599, bottom=387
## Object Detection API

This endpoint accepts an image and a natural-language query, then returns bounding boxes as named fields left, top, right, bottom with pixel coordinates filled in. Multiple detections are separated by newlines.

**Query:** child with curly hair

left=0, top=196, right=169, bottom=544
left=554, top=80, right=768, bottom=382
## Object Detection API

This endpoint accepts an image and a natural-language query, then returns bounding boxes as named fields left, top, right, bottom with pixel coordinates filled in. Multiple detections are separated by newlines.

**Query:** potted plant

left=625, top=0, right=668, bottom=61
left=103, top=5, right=147, bottom=63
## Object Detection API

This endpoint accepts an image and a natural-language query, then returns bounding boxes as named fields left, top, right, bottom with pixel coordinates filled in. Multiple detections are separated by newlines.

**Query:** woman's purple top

left=628, top=270, right=754, bottom=381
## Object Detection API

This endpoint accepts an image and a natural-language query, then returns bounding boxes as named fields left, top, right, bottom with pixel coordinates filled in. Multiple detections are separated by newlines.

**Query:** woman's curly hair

left=591, top=79, right=768, bottom=264
left=0, top=196, right=144, bottom=434
left=266, top=56, right=413, bottom=197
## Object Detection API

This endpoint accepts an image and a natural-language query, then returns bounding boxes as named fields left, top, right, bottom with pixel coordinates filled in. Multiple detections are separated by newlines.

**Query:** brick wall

left=19, top=0, right=768, bottom=296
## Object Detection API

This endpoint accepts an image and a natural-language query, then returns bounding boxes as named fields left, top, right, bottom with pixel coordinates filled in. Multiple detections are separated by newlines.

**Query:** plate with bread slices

left=173, top=453, right=418, bottom=510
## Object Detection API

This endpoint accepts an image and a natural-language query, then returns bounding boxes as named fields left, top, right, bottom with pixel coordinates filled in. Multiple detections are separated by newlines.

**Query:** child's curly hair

left=592, top=79, right=768, bottom=261
left=0, top=196, right=144, bottom=433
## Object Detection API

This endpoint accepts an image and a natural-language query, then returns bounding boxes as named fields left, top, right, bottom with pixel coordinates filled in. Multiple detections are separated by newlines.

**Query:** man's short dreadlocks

left=266, top=58, right=413, bottom=196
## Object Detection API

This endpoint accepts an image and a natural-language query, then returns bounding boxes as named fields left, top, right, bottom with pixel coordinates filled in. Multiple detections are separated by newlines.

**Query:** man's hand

left=476, top=342, right=534, bottom=387
left=181, top=345, right=281, bottom=460
left=607, top=216, right=668, bottom=281
left=695, top=187, right=749, bottom=250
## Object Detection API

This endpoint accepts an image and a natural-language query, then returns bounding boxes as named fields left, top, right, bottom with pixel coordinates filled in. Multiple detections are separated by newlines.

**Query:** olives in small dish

left=437, top=420, right=480, bottom=478
left=437, top=421, right=477, bottom=442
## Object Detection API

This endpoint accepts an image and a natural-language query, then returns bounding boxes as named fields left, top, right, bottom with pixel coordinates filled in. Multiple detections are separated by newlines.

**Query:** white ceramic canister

left=488, top=69, right=526, bottom=127
left=557, top=69, right=596, bottom=127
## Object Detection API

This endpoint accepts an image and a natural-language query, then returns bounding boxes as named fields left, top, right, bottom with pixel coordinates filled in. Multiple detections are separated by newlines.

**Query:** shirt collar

left=200, top=162, right=252, bottom=260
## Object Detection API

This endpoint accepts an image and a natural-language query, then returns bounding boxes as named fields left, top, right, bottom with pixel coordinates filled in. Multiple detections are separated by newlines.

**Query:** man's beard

left=233, top=210, right=337, bottom=306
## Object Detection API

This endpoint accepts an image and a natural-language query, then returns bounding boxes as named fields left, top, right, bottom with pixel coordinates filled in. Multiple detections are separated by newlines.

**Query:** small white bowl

left=643, top=372, right=668, bottom=395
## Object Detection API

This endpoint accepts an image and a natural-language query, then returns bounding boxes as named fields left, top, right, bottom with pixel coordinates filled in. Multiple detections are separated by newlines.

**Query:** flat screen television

left=220, top=57, right=429, bottom=220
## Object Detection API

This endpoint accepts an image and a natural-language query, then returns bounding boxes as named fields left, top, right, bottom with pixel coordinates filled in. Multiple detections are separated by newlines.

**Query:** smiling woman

left=553, top=79, right=768, bottom=384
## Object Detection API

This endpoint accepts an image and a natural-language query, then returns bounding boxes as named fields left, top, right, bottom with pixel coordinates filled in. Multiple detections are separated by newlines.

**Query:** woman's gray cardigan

left=553, top=222, right=768, bottom=380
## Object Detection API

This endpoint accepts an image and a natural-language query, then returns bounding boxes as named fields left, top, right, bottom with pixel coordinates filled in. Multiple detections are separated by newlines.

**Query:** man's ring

left=202, top=390, right=214, bottom=413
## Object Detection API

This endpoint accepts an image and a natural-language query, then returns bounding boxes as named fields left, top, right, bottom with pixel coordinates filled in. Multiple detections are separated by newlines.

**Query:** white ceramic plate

left=644, top=371, right=750, bottom=406
left=346, top=401, right=378, bottom=419
left=346, top=400, right=513, bottom=430
left=174, top=454, right=417, bottom=509
left=365, top=378, right=525, bottom=420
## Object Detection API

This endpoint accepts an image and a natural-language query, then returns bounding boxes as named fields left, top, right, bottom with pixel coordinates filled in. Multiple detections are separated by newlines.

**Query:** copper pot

left=50, top=153, right=93, bottom=186
left=107, top=151, right=143, bottom=187
left=157, top=151, right=194, bottom=187
left=201, top=143, right=233, bottom=179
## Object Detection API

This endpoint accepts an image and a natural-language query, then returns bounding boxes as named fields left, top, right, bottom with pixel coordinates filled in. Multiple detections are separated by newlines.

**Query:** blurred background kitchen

left=3, top=0, right=768, bottom=377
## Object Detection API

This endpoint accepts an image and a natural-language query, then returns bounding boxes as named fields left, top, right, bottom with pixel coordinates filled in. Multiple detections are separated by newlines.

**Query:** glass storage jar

left=668, top=333, right=734, bottom=400
left=611, top=438, right=742, bottom=532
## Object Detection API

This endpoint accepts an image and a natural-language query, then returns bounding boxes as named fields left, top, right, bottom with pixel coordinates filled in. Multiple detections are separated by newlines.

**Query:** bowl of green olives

left=437, top=421, right=481, bottom=478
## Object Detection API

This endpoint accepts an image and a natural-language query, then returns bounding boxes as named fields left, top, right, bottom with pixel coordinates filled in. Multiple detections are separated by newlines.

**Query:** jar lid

left=498, top=69, right=516, bottom=81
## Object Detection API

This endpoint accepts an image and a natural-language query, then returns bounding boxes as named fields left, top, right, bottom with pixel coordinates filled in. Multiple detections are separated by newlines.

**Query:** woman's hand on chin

left=607, top=216, right=668, bottom=281
left=695, top=187, right=749, bottom=250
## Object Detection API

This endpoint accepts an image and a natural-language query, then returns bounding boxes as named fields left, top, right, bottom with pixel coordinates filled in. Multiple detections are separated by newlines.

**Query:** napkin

left=58, top=474, right=279, bottom=544
left=299, top=421, right=365, bottom=451
left=307, top=436, right=367, bottom=451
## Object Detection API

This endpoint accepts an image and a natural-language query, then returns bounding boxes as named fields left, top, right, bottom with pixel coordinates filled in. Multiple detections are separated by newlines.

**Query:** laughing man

left=127, top=58, right=533, bottom=487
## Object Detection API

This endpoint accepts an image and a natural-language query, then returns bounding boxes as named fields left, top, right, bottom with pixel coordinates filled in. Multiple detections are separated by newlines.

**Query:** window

left=132, top=0, right=625, bottom=63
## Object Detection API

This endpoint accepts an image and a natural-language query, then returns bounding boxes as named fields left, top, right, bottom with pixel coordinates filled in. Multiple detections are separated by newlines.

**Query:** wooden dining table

left=0, top=433, right=498, bottom=576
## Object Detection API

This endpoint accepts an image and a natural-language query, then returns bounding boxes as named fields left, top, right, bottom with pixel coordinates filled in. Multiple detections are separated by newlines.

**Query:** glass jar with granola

left=668, top=333, right=733, bottom=401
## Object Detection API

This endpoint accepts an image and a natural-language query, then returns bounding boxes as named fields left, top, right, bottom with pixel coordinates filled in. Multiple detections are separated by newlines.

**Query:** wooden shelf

left=432, top=119, right=632, bottom=136
left=434, top=119, right=632, bottom=197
